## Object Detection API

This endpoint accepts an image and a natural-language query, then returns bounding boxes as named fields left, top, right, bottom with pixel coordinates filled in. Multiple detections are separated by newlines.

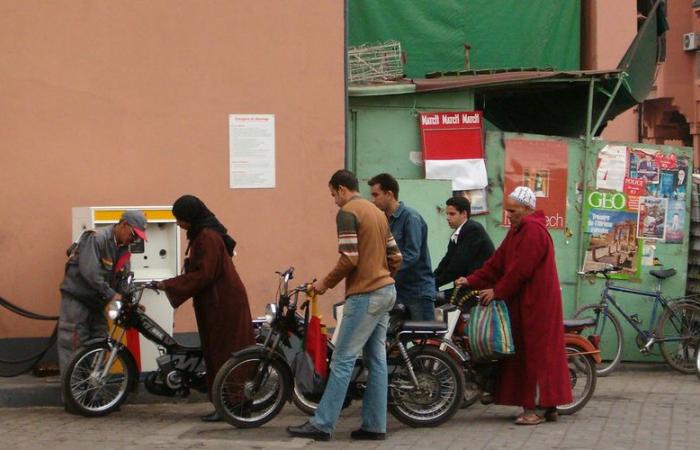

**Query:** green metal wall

left=349, top=0, right=581, bottom=78
left=349, top=90, right=692, bottom=362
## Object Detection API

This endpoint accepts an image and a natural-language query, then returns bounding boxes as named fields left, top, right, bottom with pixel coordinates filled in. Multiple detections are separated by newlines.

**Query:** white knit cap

left=509, top=186, right=536, bottom=209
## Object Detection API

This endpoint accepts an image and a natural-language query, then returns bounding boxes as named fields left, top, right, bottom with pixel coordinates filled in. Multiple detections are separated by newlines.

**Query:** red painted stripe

left=126, top=328, right=141, bottom=372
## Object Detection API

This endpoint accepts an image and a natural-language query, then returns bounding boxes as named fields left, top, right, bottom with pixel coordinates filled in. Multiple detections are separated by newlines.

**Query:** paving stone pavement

left=1, top=363, right=699, bottom=450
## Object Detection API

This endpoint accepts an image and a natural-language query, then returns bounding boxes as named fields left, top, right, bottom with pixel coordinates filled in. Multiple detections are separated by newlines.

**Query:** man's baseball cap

left=121, top=210, right=148, bottom=241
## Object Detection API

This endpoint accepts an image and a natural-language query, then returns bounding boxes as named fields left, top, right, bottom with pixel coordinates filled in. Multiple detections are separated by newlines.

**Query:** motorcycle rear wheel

left=388, top=345, right=463, bottom=427
left=557, top=344, right=597, bottom=415
left=62, top=342, right=137, bottom=417
left=213, top=352, right=290, bottom=428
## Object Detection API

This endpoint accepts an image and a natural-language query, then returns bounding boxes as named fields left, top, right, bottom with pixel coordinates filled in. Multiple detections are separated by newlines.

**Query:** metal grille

left=347, top=41, right=404, bottom=83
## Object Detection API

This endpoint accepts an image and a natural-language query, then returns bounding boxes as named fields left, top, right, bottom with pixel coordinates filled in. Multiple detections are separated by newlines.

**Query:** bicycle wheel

left=62, top=342, right=137, bottom=417
left=212, top=352, right=290, bottom=428
left=573, top=304, right=624, bottom=377
left=557, top=345, right=596, bottom=415
left=657, top=302, right=700, bottom=374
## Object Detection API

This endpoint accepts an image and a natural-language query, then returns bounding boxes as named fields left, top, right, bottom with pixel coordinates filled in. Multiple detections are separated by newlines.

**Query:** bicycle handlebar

left=577, top=265, right=622, bottom=278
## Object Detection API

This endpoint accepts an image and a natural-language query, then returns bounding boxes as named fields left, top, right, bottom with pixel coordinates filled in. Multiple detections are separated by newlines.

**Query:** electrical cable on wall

left=0, top=296, right=58, bottom=377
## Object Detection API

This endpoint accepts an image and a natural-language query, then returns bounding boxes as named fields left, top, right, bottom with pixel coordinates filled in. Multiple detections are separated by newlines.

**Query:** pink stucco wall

left=0, top=1, right=345, bottom=338
left=584, top=0, right=699, bottom=160
left=582, top=0, right=639, bottom=142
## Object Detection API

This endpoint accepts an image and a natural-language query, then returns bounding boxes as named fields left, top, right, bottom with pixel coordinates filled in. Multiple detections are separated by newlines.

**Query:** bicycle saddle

left=649, top=268, right=676, bottom=279
left=563, top=318, right=596, bottom=331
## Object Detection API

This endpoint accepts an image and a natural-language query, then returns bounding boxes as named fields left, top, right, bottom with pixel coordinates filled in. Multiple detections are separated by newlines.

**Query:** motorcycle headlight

left=106, top=299, right=123, bottom=320
left=264, top=303, right=278, bottom=324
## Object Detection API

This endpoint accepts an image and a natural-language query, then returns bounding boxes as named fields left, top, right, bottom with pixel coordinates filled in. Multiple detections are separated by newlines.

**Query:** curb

left=0, top=374, right=207, bottom=408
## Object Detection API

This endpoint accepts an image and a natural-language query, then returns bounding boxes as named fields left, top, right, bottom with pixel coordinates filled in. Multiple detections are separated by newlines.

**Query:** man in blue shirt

left=369, top=173, right=435, bottom=320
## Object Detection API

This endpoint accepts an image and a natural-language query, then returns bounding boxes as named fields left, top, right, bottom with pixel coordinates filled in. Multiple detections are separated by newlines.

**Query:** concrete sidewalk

left=1, top=363, right=700, bottom=449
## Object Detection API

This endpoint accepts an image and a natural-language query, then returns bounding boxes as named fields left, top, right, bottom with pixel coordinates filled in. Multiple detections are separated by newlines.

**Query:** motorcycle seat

left=175, top=344, right=201, bottom=352
left=649, top=268, right=676, bottom=279
left=401, top=320, right=448, bottom=333
left=563, top=318, right=596, bottom=332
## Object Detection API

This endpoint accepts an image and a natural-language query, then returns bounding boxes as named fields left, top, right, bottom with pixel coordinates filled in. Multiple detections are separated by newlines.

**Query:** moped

left=62, top=274, right=207, bottom=417
left=213, top=267, right=464, bottom=428
left=435, top=287, right=601, bottom=415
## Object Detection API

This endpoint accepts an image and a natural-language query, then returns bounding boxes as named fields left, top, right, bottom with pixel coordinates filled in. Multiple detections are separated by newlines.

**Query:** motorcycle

left=62, top=273, right=207, bottom=417
left=435, top=287, right=600, bottom=415
left=213, top=267, right=464, bottom=429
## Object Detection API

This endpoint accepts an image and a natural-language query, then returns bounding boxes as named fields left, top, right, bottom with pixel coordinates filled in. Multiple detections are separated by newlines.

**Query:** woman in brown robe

left=157, top=195, right=255, bottom=422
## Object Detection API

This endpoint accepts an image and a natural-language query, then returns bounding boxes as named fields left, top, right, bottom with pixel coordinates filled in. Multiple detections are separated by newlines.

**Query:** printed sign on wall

left=229, top=114, right=276, bottom=189
left=503, top=139, right=568, bottom=229
left=582, top=190, right=640, bottom=279
left=418, top=111, right=486, bottom=190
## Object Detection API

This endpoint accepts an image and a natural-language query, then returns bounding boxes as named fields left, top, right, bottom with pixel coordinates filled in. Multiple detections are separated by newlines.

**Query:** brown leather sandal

left=514, top=413, right=544, bottom=425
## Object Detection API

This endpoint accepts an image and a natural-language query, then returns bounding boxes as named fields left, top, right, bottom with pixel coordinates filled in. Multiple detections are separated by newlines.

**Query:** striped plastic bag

left=468, top=300, right=515, bottom=362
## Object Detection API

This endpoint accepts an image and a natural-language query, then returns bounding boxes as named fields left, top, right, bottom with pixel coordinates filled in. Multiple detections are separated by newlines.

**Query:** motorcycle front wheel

left=388, top=345, right=463, bottom=427
left=557, top=344, right=597, bottom=415
left=62, top=342, right=137, bottom=417
left=213, top=352, right=290, bottom=428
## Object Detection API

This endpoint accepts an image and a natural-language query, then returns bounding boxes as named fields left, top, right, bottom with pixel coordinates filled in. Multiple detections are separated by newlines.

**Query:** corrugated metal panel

left=412, top=70, right=619, bottom=92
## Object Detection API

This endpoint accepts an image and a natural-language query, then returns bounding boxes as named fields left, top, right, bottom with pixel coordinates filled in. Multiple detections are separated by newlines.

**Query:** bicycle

left=574, top=264, right=700, bottom=376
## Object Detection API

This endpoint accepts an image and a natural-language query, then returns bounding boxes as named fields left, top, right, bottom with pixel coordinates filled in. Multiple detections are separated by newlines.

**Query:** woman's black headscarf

left=172, top=195, right=236, bottom=256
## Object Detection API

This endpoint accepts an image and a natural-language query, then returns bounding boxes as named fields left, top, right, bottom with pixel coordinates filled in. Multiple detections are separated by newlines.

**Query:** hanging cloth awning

left=353, top=0, right=669, bottom=138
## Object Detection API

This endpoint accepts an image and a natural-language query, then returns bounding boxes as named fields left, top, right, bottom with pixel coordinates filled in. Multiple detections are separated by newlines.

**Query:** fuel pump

left=72, top=206, right=180, bottom=371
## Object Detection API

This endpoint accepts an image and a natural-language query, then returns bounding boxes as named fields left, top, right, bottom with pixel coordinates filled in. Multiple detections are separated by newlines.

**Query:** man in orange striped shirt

left=287, top=169, right=402, bottom=441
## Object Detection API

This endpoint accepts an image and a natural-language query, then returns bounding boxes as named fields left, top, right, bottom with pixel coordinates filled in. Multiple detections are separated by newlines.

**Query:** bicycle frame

left=597, top=279, right=685, bottom=344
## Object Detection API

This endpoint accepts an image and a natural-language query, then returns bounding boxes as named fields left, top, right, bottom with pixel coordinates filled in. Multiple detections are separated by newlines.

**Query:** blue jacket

left=388, top=202, right=436, bottom=301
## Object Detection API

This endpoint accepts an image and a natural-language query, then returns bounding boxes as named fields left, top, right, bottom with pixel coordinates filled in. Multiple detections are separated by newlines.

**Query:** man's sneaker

left=286, top=421, right=331, bottom=441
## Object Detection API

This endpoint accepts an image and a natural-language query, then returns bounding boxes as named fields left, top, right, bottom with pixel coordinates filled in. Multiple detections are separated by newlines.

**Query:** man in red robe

left=456, top=186, right=571, bottom=425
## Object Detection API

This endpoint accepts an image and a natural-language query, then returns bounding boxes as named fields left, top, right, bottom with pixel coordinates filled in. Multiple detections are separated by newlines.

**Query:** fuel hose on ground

left=0, top=296, right=58, bottom=377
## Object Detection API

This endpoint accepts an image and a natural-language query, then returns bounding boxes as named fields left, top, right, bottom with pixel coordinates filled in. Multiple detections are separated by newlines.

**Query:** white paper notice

left=595, top=145, right=627, bottom=191
left=229, top=114, right=275, bottom=189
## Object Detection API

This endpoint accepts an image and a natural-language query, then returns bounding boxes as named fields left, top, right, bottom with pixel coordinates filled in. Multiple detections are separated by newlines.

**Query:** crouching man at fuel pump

left=58, top=210, right=148, bottom=408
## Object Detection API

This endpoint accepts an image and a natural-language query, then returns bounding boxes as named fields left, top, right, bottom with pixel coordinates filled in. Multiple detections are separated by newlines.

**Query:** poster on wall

left=418, top=111, right=486, bottom=190
left=665, top=200, right=686, bottom=244
left=628, top=148, right=660, bottom=184
left=637, top=196, right=668, bottom=241
left=623, top=177, right=646, bottom=211
left=503, top=139, right=568, bottom=229
left=453, top=189, right=488, bottom=215
left=595, top=145, right=627, bottom=192
left=640, top=241, right=656, bottom=266
left=581, top=191, right=640, bottom=278
left=658, top=157, right=689, bottom=202
left=229, top=114, right=276, bottom=189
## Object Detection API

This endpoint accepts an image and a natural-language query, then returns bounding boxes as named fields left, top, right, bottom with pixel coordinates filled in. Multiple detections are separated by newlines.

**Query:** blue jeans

left=398, top=295, right=435, bottom=321
left=310, top=284, right=396, bottom=434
